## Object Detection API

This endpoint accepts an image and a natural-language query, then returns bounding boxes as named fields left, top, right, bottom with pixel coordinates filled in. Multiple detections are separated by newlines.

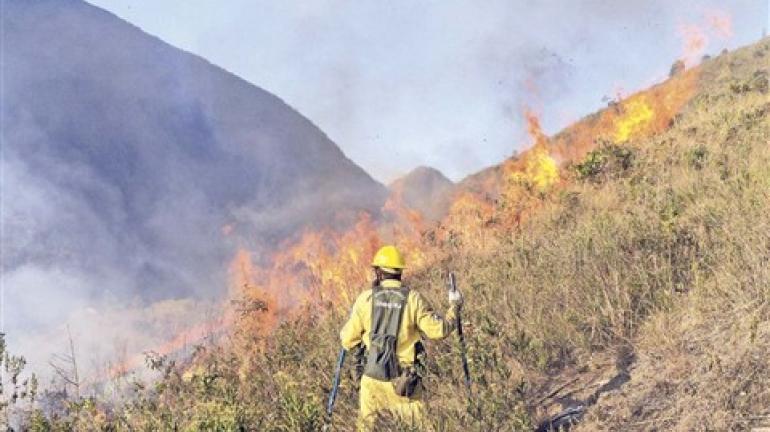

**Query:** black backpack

left=363, top=286, right=410, bottom=381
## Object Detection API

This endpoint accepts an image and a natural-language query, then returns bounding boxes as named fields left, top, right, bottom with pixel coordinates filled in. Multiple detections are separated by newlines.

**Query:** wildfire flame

left=520, top=112, right=560, bottom=191
left=222, top=67, right=701, bottom=339
left=124, top=24, right=709, bottom=374
left=614, top=96, right=655, bottom=143
left=496, top=110, right=561, bottom=209
left=228, top=205, right=429, bottom=333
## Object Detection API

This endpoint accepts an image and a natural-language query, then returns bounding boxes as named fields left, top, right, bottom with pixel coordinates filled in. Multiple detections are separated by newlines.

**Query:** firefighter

left=340, top=245, right=463, bottom=430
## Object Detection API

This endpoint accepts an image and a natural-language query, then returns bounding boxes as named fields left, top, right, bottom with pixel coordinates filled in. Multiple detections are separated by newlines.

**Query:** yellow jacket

left=340, top=279, right=457, bottom=365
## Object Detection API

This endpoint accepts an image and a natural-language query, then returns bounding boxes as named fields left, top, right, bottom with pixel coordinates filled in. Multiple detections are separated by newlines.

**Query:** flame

left=382, top=181, right=427, bottom=232
left=505, top=111, right=560, bottom=192
left=523, top=112, right=559, bottom=192
left=547, top=66, right=699, bottom=164
left=614, top=96, right=655, bottom=143
left=445, top=191, right=495, bottom=232
left=447, top=192, right=495, bottom=220
left=210, top=198, right=434, bottom=345
left=382, top=182, right=431, bottom=268
left=525, top=110, right=548, bottom=147
left=120, top=25, right=705, bottom=374
left=506, top=148, right=560, bottom=192
left=440, top=191, right=498, bottom=251
left=230, top=212, right=394, bottom=329
left=528, top=149, right=559, bottom=191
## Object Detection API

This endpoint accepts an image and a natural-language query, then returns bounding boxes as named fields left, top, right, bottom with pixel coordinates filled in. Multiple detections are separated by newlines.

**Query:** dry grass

left=10, top=38, right=770, bottom=431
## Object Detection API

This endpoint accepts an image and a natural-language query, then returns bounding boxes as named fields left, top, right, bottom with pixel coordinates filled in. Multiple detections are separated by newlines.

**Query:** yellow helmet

left=371, top=245, right=406, bottom=271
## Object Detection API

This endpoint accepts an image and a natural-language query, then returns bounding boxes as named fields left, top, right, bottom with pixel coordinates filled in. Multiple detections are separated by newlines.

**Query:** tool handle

left=448, top=272, right=458, bottom=293
left=326, top=348, right=347, bottom=416
left=447, top=272, right=472, bottom=394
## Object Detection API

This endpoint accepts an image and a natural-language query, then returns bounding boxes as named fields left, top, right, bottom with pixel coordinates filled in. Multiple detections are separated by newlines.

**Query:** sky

left=85, top=0, right=768, bottom=183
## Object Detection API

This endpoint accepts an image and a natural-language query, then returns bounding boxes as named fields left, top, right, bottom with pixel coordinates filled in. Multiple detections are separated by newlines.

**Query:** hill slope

left=388, top=166, right=455, bottom=222
left=4, top=29, right=769, bottom=432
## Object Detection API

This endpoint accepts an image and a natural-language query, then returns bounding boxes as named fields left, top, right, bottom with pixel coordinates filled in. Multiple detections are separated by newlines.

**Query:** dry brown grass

left=12, top=38, right=770, bottom=432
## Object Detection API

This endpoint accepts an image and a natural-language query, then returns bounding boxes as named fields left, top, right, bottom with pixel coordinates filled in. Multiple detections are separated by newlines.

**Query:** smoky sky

left=87, top=0, right=767, bottom=182
left=0, top=0, right=385, bottom=378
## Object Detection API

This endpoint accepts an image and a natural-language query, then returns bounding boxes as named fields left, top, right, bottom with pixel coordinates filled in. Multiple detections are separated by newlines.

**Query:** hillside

left=3, top=29, right=769, bottom=432
left=388, top=166, right=455, bottom=222
left=1, top=0, right=385, bottom=335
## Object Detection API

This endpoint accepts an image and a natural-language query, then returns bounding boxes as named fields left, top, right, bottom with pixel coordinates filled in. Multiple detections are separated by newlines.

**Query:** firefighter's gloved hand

left=448, top=289, right=463, bottom=307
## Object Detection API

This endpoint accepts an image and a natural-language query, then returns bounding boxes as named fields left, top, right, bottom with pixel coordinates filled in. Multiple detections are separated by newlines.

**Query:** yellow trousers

left=358, top=375, right=425, bottom=431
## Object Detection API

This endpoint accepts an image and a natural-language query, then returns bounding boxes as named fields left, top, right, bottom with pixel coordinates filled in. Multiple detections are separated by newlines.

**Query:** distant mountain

left=388, top=166, right=455, bottom=221
left=1, top=0, right=387, bottom=331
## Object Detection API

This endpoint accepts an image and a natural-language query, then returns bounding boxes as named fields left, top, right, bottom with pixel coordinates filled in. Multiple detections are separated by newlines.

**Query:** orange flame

left=522, top=112, right=560, bottom=191
left=549, top=66, right=699, bottom=163
left=443, top=190, right=497, bottom=250
left=122, top=25, right=705, bottom=375
left=230, top=212, right=393, bottom=329
left=614, top=96, right=655, bottom=143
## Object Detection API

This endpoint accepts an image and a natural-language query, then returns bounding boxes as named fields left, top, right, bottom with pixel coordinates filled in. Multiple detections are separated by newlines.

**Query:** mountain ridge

left=388, top=165, right=455, bottom=222
left=1, top=0, right=387, bottom=375
left=2, top=0, right=386, bottom=299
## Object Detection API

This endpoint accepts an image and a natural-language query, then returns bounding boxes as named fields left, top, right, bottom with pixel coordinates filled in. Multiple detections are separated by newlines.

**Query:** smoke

left=87, top=0, right=767, bottom=182
left=706, top=9, right=736, bottom=38
left=679, top=23, right=710, bottom=66
left=0, top=0, right=384, bottom=382
left=0, top=94, right=229, bottom=380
